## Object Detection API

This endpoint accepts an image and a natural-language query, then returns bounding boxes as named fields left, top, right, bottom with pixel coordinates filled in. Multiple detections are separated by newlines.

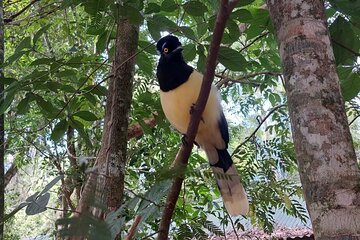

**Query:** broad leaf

left=184, top=1, right=207, bottom=17
left=73, top=111, right=99, bottom=121
left=51, top=119, right=69, bottom=142
left=218, top=46, right=247, bottom=71
left=33, top=24, right=52, bottom=45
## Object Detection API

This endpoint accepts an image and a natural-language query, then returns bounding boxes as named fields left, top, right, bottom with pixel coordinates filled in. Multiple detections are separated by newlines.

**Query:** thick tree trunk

left=267, top=1, right=360, bottom=239
left=0, top=0, right=4, bottom=238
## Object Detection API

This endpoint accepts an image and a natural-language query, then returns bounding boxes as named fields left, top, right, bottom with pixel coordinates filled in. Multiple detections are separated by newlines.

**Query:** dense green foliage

left=2, top=0, right=360, bottom=239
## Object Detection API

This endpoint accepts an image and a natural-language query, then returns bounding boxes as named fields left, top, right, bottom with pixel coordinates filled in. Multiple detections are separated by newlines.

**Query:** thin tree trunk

left=267, top=1, right=360, bottom=239
left=0, top=0, right=4, bottom=238
left=71, top=15, right=139, bottom=239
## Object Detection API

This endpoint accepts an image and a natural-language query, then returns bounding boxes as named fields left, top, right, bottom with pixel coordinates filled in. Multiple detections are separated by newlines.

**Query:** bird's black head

left=156, top=35, right=183, bottom=58
left=156, top=35, right=193, bottom=92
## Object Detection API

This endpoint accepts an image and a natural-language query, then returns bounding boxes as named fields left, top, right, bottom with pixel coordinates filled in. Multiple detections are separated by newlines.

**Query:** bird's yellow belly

left=159, top=71, right=224, bottom=148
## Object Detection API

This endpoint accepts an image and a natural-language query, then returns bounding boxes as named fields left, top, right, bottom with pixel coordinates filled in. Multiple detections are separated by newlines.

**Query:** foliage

left=2, top=0, right=360, bottom=239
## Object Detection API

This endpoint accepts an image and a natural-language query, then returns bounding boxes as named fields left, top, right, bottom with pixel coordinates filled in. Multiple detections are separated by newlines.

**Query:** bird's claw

left=189, top=103, right=205, bottom=123
left=181, top=135, right=188, bottom=146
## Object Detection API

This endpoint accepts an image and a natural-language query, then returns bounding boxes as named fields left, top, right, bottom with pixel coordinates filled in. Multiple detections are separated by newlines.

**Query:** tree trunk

left=267, top=1, right=360, bottom=239
left=73, top=14, right=139, bottom=227
left=0, top=0, right=4, bottom=238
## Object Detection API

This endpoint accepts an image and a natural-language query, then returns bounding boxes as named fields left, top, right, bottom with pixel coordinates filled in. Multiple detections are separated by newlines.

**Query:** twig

left=225, top=210, right=239, bottom=240
left=349, top=114, right=360, bottom=126
left=124, top=187, right=162, bottom=208
left=232, top=104, right=287, bottom=156
left=156, top=1, right=238, bottom=239
left=125, top=215, right=142, bottom=240
left=240, top=31, right=270, bottom=53
left=332, top=38, right=360, bottom=57
left=215, top=71, right=282, bottom=88
left=141, top=231, right=160, bottom=240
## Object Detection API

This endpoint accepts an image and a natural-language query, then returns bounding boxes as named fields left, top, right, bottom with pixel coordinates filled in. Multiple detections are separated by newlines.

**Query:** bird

left=156, top=35, right=249, bottom=216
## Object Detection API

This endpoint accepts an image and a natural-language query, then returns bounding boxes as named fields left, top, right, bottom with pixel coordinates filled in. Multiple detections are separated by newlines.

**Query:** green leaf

left=119, top=4, right=144, bottom=24
left=51, top=119, right=68, bottom=142
left=70, top=118, right=93, bottom=148
left=96, top=30, right=108, bottom=54
left=17, top=94, right=34, bottom=115
left=55, top=69, right=77, bottom=78
left=197, top=46, right=206, bottom=72
left=231, top=9, right=253, bottom=23
left=161, top=0, right=177, bottom=12
left=6, top=50, right=30, bottom=65
left=183, top=44, right=197, bottom=62
left=83, top=85, right=107, bottom=96
left=147, top=20, right=161, bottom=40
left=0, top=77, right=17, bottom=85
left=33, top=24, right=52, bottom=45
left=0, top=91, right=16, bottom=114
left=329, top=0, right=360, bottom=18
left=339, top=66, right=360, bottom=101
left=218, top=47, right=247, bottom=71
left=137, top=52, right=153, bottom=76
left=73, top=111, right=99, bottom=121
left=34, top=94, right=59, bottom=117
left=152, top=15, right=178, bottom=31
left=184, top=1, right=207, bottom=17
left=330, top=16, right=360, bottom=65
left=15, top=36, right=32, bottom=52
left=237, top=0, right=256, bottom=7
left=144, top=3, right=161, bottom=14
left=138, top=40, right=157, bottom=55
left=180, top=26, right=197, bottom=40
left=30, top=57, right=55, bottom=66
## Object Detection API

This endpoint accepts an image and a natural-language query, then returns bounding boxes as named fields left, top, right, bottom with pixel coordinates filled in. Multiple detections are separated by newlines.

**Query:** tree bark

left=267, top=1, right=360, bottom=239
left=0, top=0, right=4, bottom=238
left=71, top=15, right=139, bottom=238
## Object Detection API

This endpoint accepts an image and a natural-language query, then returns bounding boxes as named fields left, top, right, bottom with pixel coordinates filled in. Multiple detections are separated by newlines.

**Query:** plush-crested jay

left=156, top=35, right=249, bottom=216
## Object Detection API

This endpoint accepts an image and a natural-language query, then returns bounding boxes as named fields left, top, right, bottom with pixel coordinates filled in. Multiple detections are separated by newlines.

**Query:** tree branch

left=125, top=215, right=142, bottom=240
left=232, top=104, right=287, bottom=156
left=4, top=0, right=40, bottom=23
left=215, top=71, right=282, bottom=88
left=157, top=1, right=238, bottom=239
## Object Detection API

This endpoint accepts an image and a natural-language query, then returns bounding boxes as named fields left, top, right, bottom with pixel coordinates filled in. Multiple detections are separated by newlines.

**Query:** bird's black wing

left=218, top=111, right=229, bottom=147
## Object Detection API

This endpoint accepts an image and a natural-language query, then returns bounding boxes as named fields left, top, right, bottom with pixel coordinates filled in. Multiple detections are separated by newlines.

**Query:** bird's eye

left=163, top=48, right=169, bottom=53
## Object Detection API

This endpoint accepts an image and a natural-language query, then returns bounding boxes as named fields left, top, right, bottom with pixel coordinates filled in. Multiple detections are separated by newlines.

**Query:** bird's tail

left=208, top=148, right=249, bottom=216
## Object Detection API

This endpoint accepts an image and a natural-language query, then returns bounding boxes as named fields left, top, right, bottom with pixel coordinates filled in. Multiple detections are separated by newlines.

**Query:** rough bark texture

left=103, top=17, right=139, bottom=211
left=0, top=0, right=4, bottom=238
left=267, top=1, right=360, bottom=239
left=72, top=16, right=139, bottom=234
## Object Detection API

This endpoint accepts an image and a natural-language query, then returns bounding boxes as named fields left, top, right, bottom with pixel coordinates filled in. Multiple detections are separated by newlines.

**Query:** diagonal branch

left=4, top=0, right=40, bottom=23
left=232, top=104, right=287, bottom=156
left=156, top=1, right=238, bottom=239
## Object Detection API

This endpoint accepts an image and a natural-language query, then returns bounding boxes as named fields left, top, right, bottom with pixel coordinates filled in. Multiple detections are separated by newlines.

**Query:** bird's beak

left=172, top=46, right=183, bottom=54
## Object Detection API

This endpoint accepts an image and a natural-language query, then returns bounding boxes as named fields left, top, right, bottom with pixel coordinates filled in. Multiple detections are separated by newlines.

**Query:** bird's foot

left=190, top=103, right=196, bottom=115
left=181, top=134, right=188, bottom=146
left=182, top=135, right=200, bottom=148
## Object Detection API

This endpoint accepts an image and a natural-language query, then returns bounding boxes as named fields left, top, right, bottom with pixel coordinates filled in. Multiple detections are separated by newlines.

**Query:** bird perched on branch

left=156, top=35, right=249, bottom=216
